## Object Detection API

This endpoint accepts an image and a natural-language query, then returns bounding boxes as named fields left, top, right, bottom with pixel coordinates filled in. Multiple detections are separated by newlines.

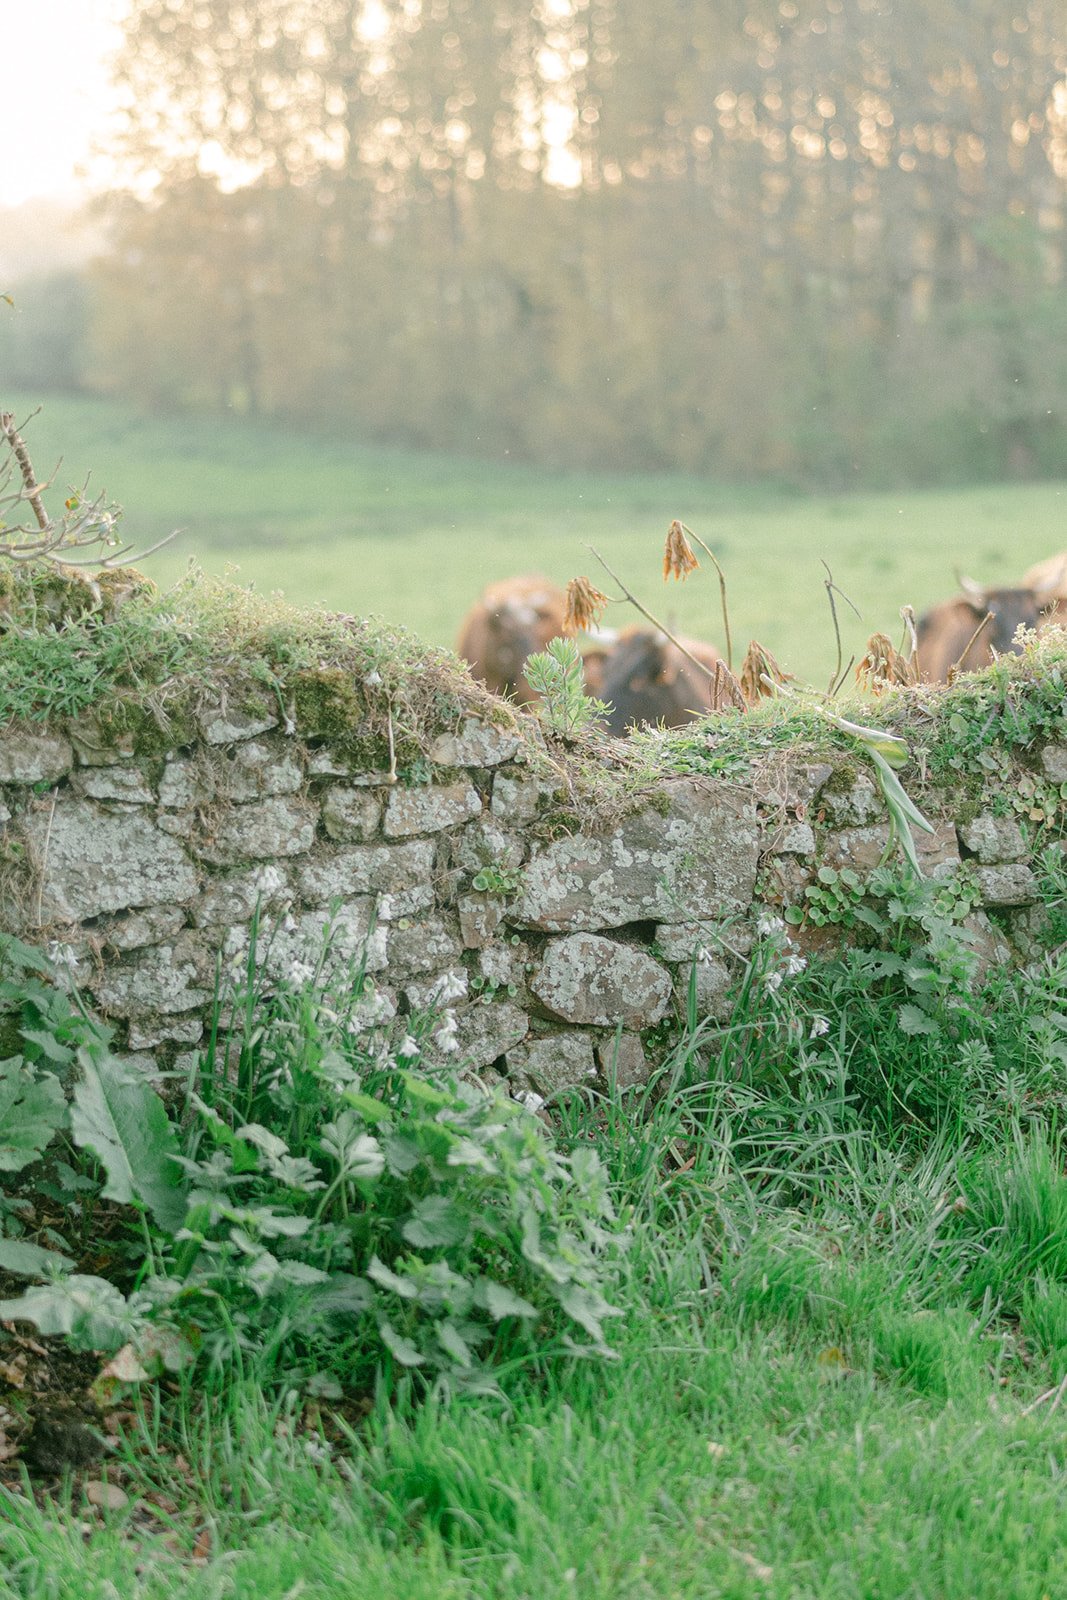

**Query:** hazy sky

left=1, top=0, right=124, bottom=206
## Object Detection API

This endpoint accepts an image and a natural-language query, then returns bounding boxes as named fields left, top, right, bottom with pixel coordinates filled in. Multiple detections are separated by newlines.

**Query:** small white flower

left=430, top=971, right=467, bottom=1006
left=515, top=1089, right=545, bottom=1112
left=288, top=958, right=316, bottom=988
left=397, top=1034, right=420, bottom=1059
left=364, top=669, right=383, bottom=687
left=784, top=954, right=807, bottom=978
left=434, top=1009, right=460, bottom=1053
left=253, top=865, right=285, bottom=897
left=809, top=1016, right=830, bottom=1038
left=695, top=945, right=714, bottom=965
left=281, top=913, right=298, bottom=934
left=46, top=941, right=79, bottom=971
left=756, top=912, right=786, bottom=938
left=377, top=894, right=395, bottom=921
left=764, top=970, right=783, bottom=994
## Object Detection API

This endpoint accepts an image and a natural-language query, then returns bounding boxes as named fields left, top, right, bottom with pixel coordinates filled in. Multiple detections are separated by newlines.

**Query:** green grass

left=8, top=391, right=1067, bottom=684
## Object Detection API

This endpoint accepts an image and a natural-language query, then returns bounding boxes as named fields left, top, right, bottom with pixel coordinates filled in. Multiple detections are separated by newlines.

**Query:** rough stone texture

left=158, top=760, right=210, bottom=810
left=197, top=795, right=318, bottom=865
left=403, top=967, right=469, bottom=1012
left=295, top=840, right=435, bottom=901
left=198, top=704, right=278, bottom=745
left=654, top=921, right=753, bottom=963
left=262, top=902, right=387, bottom=976
left=512, top=779, right=758, bottom=931
left=822, top=820, right=960, bottom=878
left=595, top=1032, right=650, bottom=1089
left=1004, top=905, right=1053, bottom=958
left=444, top=1001, right=529, bottom=1072
left=974, top=862, right=1039, bottom=907
left=127, top=1015, right=204, bottom=1050
left=191, top=865, right=295, bottom=928
left=385, top=914, right=463, bottom=978
left=384, top=783, right=482, bottom=838
left=768, top=821, right=816, bottom=856
left=678, top=956, right=734, bottom=1020
left=105, top=905, right=189, bottom=953
left=21, top=800, right=198, bottom=923
left=958, top=814, right=1028, bottom=864
left=819, top=774, right=883, bottom=827
left=451, top=818, right=526, bottom=876
left=429, top=719, right=521, bottom=768
left=475, top=940, right=530, bottom=990
left=68, top=724, right=137, bottom=767
left=1040, top=744, right=1067, bottom=783
left=0, top=731, right=73, bottom=785
left=216, top=740, right=304, bottom=801
left=72, top=766, right=156, bottom=805
left=458, top=893, right=506, bottom=949
left=508, top=1031, right=597, bottom=1095
left=961, top=911, right=1014, bottom=979
left=323, top=788, right=384, bottom=842
left=492, top=773, right=548, bottom=823
left=754, top=762, right=834, bottom=816
left=531, top=934, right=672, bottom=1027
left=376, top=885, right=435, bottom=920
left=90, top=935, right=214, bottom=1017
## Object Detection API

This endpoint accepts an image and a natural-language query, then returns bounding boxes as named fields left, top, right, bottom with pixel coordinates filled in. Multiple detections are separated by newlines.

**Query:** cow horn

left=958, top=573, right=986, bottom=605
left=1031, top=557, right=1067, bottom=601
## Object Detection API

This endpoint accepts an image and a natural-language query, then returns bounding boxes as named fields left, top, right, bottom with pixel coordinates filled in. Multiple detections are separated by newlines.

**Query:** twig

left=585, top=544, right=718, bottom=683
left=899, top=604, right=919, bottom=663
left=1, top=411, right=49, bottom=530
left=34, top=792, right=58, bottom=929
left=948, top=610, right=993, bottom=680
left=681, top=524, right=733, bottom=671
left=385, top=705, right=398, bottom=784
left=1021, top=1371, right=1067, bottom=1417
left=821, top=561, right=862, bottom=696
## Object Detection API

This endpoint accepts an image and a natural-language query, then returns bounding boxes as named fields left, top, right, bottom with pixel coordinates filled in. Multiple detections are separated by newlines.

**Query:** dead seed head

left=663, top=520, right=700, bottom=583
left=563, top=575, right=610, bottom=635
left=739, top=639, right=790, bottom=705
left=856, top=632, right=916, bottom=693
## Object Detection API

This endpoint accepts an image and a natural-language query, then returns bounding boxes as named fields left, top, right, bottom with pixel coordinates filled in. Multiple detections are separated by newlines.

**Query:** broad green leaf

left=20, top=1028, right=74, bottom=1066
left=476, top=1278, right=538, bottom=1321
left=897, top=1003, right=941, bottom=1037
left=402, top=1196, right=471, bottom=1250
left=320, top=1112, right=385, bottom=1179
left=436, top=1319, right=474, bottom=1367
left=70, top=1044, right=187, bottom=1231
left=367, top=1256, right=420, bottom=1299
left=0, top=1274, right=131, bottom=1351
left=0, top=1238, right=74, bottom=1276
left=378, top=1320, right=425, bottom=1367
left=0, top=1057, right=66, bottom=1173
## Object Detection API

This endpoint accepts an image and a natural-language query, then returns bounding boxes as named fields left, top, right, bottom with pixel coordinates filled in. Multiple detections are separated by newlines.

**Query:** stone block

left=295, top=840, right=435, bottom=901
left=322, top=787, right=384, bottom=842
left=197, top=704, right=278, bottom=745
left=0, top=730, right=73, bottom=784
left=458, top=893, right=506, bottom=949
left=385, top=914, right=463, bottom=978
left=376, top=885, right=435, bottom=920
left=68, top=723, right=137, bottom=767
left=595, top=1032, right=650, bottom=1089
left=1040, top=744, right=1067, bottom=783
left=675, top=955, right=734, bottom=1021
left=384, top=782, right=482, bottom=838
left=768, top=821, right=816, bottom=856
left=216, top=739, right=304, bottom=801
left=753, top=761, right=834, bottom=816
left=531, top=934, right=672, bottom=1027
left=191, top=864, right=295, bottom=927
left=654, top=921, right=752, bottom=963
left=974, top=863, right=1038, bottom=907
left=819, top=774, right=883, bottom=827
left=105, top=904, right=188, bottom=952
left=511, top=778, right=758, bottom=932
left=957, top=814, right=1028, bottom=864
left=71, top=767, right=155, bottom=804
left=429, top=719, right=521, bottom=767
left=21, top=799, right=198, bottom=923
left=90, top=934, right=214, bottom=1017
left=403, top=967, right=470, bottom=1013
left=492, top=773, right=548, bottom=823
left=441, top=1001, right=529, bottom=1073
left=127, top=1015, right=205, bottom=1051
left=508, top=1031, right=597, bottom=1095
left=197, top=795, right=318, bottom=864
left=158, top=759, right=211, bottom=809
left=822, top=820, right=959, bottom=878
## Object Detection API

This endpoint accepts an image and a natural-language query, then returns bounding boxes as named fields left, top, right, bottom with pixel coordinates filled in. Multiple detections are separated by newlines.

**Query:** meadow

left=9, top=391, right=1067, bottom=684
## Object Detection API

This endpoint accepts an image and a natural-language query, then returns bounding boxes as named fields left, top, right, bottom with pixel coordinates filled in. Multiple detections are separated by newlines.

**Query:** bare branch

left=585, top=543, right=719, bottom=683
left=681, top=523, right=733, bottom=672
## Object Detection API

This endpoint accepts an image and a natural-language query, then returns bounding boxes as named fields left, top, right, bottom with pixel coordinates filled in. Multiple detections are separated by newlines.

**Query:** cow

left=1021, top=553, right=1067, bottom=610
left=598, top=628, right=726, bottom=735
left=914, top=574, right=1060, bottom=683
left=456, top=576, right=568, bottom=705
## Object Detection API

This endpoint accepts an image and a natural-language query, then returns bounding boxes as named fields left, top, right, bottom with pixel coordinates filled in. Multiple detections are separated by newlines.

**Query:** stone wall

left=0, top=691, right=1059, bottom=1099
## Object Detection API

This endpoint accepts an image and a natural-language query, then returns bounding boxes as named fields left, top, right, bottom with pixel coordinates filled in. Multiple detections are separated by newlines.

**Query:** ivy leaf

left=0, top=1057, right=66, bottom=1173
left=402, top=1196, right=470, bottom=1250
left=70, top=1043, right=187, bottom=1232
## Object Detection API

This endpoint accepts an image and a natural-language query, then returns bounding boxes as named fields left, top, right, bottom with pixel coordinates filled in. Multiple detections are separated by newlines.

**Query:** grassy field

left=8, top=391, right=1067, bottom=684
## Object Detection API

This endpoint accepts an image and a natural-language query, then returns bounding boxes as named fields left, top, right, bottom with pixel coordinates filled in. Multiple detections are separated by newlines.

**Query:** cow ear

left=958, top=574, right=986, bottom=607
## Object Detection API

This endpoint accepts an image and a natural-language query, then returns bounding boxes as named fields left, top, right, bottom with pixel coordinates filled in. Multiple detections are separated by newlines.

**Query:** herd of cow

left=456, top=555, right=1067, bottom=735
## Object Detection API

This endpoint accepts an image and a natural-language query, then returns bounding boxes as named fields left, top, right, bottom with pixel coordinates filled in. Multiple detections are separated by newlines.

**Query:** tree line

left=17, top=1, right=1067, bottom=484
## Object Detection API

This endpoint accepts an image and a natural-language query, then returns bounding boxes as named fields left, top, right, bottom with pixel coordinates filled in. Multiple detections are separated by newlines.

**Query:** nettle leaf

left=897, top=1003, right=941, bottom=1037
left=556, top=1282, right=620, bottom=1344
left=0, top=1274, right=131, bottom=1352
left=402, top=1196, right=471, bottom=1250
left=0, top=1057, right=66, bottom=1173
left=20, top=1028, right=74, bottom=1066
left=378, top=1320, right=425, bottom=1367
left=320, top=1112, right=385, bottom=1179
left=70, top=1044, right=187, bottom=1232
left=475, top=1278, right=538, bottom=1321
left=367, top=1255, right=420, bottom=1299
left=435, top=1319, right=474, bottom=1367
left=0, top=1238, right=75, bottom=1277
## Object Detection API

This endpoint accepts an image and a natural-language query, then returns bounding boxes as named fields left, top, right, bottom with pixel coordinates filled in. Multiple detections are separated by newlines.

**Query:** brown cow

left=456, top=576, right=569, bottom=705
left=915, top=575, right=1060, bottom=683
left=598, top=628, right=726, bottom=735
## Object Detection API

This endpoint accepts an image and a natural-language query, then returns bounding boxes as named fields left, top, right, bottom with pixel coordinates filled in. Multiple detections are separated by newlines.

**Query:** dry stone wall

left=0, top=698, right=1058, bottom=1100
